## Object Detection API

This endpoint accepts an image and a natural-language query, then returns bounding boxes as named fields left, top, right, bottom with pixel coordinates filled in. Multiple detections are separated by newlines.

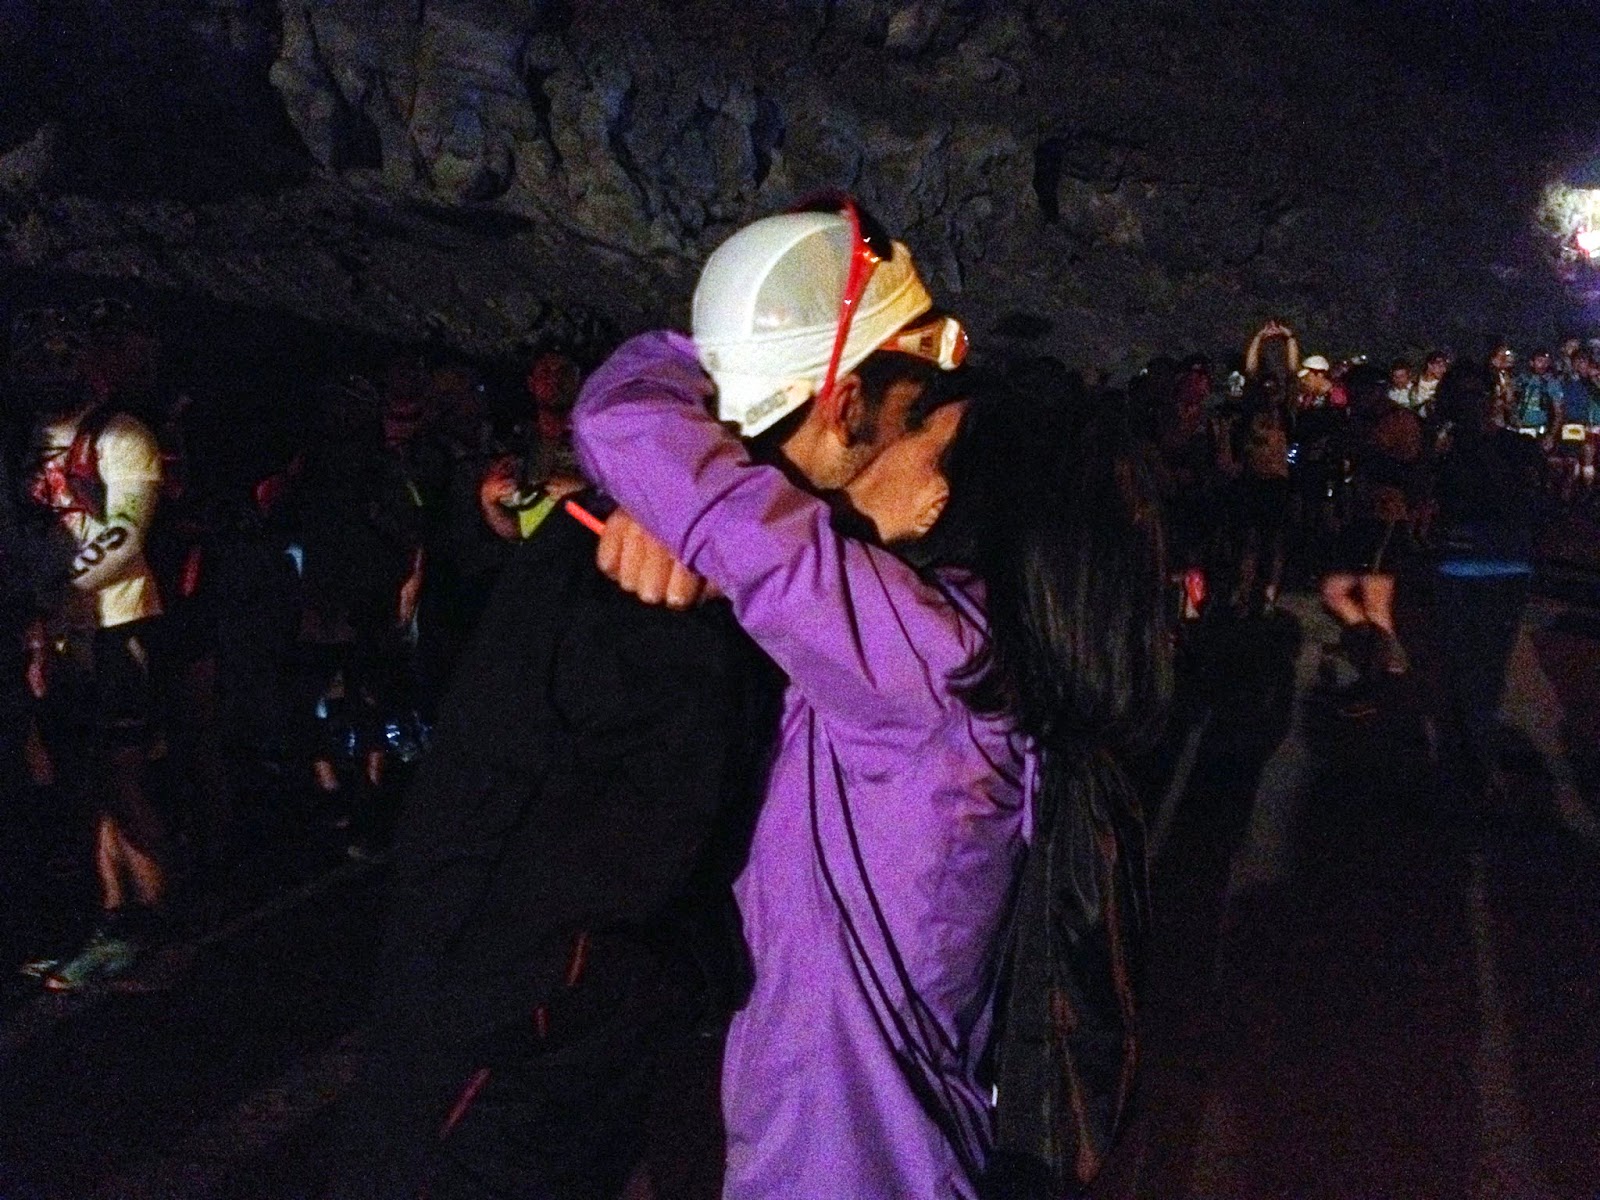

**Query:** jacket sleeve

left=573, top=331, right=978, bottom=751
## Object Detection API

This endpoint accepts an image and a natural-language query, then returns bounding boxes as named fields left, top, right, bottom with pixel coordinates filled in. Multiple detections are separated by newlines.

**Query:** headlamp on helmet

left=691, top=197, right=964, bottom=437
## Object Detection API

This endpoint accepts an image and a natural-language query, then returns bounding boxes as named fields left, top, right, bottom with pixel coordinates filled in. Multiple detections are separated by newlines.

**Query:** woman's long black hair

left=933, top=360, right=1170, bottom=772
left=916, top=357, right=1172, bottom=1196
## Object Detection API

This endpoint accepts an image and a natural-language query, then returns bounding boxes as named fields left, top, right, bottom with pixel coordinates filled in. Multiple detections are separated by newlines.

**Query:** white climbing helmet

left=692, top=208, right=945, bottom=437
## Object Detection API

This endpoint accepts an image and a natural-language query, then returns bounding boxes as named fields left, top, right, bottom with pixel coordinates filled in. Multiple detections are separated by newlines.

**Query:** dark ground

left=1, top=569, right=1598, bottom=1199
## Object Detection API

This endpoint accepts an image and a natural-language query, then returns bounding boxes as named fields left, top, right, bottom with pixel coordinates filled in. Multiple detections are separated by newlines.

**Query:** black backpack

left=983, top=754, right=1149, bottom=1199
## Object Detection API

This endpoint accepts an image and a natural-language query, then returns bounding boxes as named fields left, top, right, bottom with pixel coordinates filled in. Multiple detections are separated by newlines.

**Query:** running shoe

left=43, top=926, right=142, bottom=992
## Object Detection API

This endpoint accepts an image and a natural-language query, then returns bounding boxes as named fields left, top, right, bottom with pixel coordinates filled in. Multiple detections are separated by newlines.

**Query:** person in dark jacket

left=323, top=489, right=780, bottom=1200
left=1430, top=362, right=1550, bottom=809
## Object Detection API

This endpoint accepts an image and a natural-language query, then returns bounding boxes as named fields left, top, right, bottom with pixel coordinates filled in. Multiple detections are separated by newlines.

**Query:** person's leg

left=27, top=635, right=96, bottom=954
left=323, top=1008, right=485, bottom=1200
left=46, top=624, right=171, bottom=989
left=98, top=622, right=171, bottom=912
left=310, top=656, right=347, bottom=797
left=1357, top=573, right=1397, bottom=635
left=97, top=806, right=167, bottom=940
left=300, top=594, right=358, bottom=803
left=1263, top=485, right=1289, bottom=610
left=1437, top=572, right=1530, bottom=802
left=1324, top=572, right=1388, bottom=694
left=1264, top=536, right=1285, bottom=609
left=111, top=828, right=168, bottom=910
left=23, top=715, right=54, bottom=787
left=1358, top=572, right=1410, bottom=675
left=94, top=813, right=125, bottom=912
left=1319, top=572, right=1365, bottom=627
left=344, top=616, right=406, bottom=857
left=323, top=816, right=529, bottom=1199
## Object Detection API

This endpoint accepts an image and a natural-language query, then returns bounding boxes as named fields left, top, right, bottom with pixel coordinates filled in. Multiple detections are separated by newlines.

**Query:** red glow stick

left=564, top=499, right=606, bottom=535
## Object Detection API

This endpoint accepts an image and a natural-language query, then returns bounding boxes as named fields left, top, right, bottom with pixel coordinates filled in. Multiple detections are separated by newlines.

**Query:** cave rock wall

left=1, top=0, right=1582, bottom=374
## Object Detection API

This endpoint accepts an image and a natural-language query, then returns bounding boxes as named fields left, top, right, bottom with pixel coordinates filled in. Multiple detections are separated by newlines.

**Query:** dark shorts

left=1330, top=518, right=1409, bottom=576
left=54, top=617, right=163, bottom=750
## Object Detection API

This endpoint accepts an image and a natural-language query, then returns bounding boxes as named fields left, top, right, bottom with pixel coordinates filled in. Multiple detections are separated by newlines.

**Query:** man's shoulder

left=583, top=331, right=708, bottom=404
left=94, top=411, right=162, bottom=472
left=613, top=329, right=698, bottom=361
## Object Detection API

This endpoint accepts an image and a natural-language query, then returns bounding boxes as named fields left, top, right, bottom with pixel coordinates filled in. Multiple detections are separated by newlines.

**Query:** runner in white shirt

left=1386, top=359, right=1417, bottom=409
left=25, top=387, right=171, bottom=990
left=1412, top=350, right=1449, bottom=420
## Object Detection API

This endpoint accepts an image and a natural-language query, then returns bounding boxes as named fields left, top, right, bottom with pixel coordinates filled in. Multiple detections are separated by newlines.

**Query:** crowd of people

left=1145, top=318, right=1573, bottom=708
left=0, top=298, right=592, bottom=989
left=0, top=194, right=1574, bottom=1198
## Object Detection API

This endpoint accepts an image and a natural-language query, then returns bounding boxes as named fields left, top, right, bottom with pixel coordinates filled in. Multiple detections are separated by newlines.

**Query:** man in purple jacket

left=327, top=200, right=973, bottom=1200
left=583, top=202, right=1020, bottom=1199
left=596, top=202, right=968, bottom=609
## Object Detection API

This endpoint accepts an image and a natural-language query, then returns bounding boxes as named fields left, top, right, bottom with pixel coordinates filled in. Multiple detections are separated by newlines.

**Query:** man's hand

left=478, top=456, right=523, bottom=541
left=478, top=455, right=521, bottom=510
left=596, top=508, right=712, bottom=609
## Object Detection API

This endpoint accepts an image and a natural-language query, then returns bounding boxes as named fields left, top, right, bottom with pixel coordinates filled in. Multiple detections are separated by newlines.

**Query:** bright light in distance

left=1537, top=183, right=1600, bottom=282
left=1540, top=183, right=1600, bottom=247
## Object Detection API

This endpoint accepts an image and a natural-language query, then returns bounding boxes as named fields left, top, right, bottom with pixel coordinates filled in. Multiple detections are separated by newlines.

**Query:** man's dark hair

left=748, top=349, right=945, bottom=456
left=1425, top=350, right=1449, bottom=367
left=852, top=350, right=945, bottom=433
left=904, top=361, right=975, bottom=431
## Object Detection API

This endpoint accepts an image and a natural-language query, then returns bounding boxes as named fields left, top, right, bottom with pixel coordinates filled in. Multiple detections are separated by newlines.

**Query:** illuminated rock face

left=0, top=0, right=1590, bottom=373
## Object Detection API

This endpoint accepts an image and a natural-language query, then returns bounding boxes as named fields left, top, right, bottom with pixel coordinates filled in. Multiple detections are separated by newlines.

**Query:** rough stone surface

left=3, top=0, right=1598, bottom=376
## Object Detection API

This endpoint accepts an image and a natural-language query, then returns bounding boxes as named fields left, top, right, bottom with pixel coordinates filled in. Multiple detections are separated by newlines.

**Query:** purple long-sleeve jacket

left=574, top=332, right=1031, bottom=1199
